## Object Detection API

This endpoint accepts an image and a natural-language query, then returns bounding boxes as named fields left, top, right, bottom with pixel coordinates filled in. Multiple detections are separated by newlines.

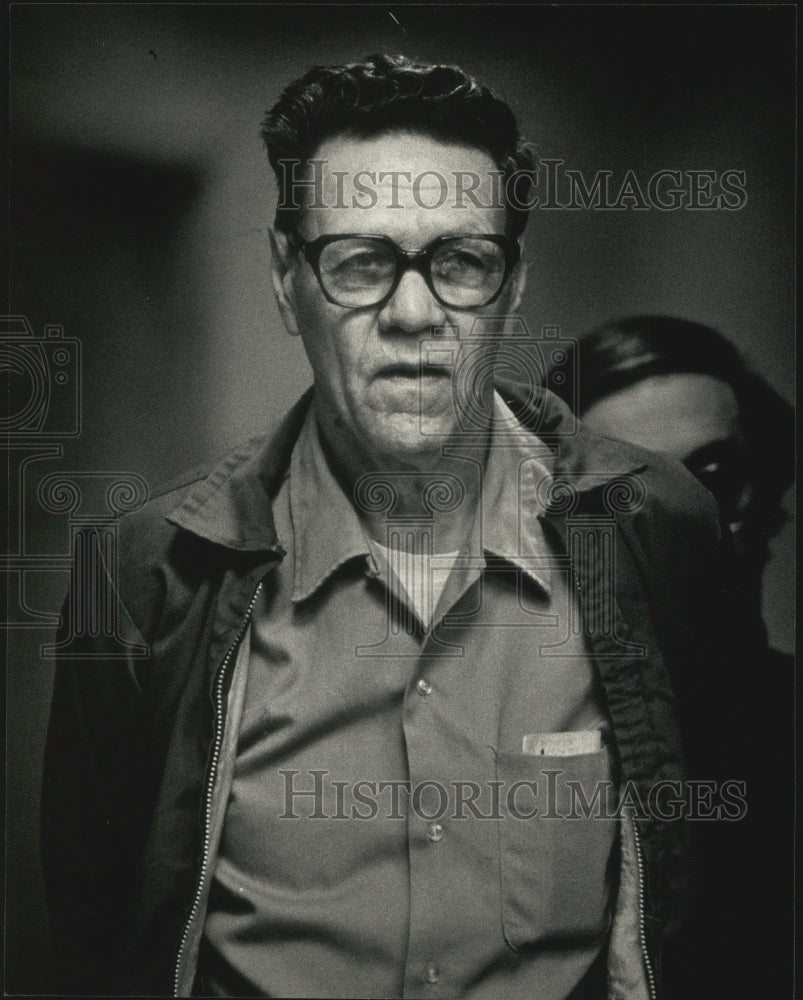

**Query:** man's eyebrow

left=433, top=225, right=507, bottom=238
left=312, top=228, right=509, bottom=243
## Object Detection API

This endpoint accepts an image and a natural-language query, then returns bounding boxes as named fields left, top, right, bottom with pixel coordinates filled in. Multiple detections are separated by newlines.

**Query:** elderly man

left=42, top=55, right=747, bottom=999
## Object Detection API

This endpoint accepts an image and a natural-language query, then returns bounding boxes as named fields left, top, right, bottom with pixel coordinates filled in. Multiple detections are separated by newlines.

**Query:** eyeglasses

left=290, top=233, right=520, bottom=309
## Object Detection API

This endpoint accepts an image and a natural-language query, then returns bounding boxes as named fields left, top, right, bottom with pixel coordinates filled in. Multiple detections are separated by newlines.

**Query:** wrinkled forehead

left=292, top=130, right=509, bottom=239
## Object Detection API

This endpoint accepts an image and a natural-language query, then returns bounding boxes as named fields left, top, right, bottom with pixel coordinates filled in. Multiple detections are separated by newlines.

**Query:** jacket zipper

left=172, top=579, right=264, bottom=997
left=632, top=816, right=658, bottom=1000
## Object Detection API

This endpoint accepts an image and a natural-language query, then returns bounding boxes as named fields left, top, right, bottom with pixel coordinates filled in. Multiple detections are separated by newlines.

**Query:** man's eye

left=437, top=250, right=485, bottom=272
left=345, top=251, right=382, bottom=268
left=331, top=252, right=391, bottom=281
left=433, top=251, right=497, bottom=287
left=434, top=241, right=505, bottom=284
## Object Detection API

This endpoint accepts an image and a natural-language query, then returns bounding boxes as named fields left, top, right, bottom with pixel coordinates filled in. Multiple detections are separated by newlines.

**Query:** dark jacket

left=41, top=385, right=750, bottom=998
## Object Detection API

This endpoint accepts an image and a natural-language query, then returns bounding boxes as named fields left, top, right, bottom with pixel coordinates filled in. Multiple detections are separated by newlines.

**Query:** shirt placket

left=399, top=558, right=486, bottom=999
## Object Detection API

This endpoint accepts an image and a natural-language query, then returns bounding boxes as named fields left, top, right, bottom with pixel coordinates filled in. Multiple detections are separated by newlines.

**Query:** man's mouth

left=375, top=364, right=451, bottom=379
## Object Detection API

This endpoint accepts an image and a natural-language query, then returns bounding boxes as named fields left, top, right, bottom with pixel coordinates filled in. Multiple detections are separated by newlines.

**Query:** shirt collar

left=289, top=394, right=557, bottom=603
left=470, top=394, right=555, bottom=595
left=288, top=406, right=375, bottom=603
left=167, top=384, right=648, bottom=552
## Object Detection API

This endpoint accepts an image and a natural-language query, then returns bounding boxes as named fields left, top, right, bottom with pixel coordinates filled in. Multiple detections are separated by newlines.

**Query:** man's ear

left=507, top=246, right=528, bottom=313
left=269, top=227, right=301, bottom=337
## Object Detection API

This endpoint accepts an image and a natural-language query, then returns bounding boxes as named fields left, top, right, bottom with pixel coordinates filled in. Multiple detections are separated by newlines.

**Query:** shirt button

left=427, top=822, right=444, bottom=843
left=416, top=678, right=432, bottom=696
left=424, top=961, right=440, bottom=984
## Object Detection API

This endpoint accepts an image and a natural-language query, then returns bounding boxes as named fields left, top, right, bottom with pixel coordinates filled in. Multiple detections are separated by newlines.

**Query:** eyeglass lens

left=317, top=237, right=507, bottom=307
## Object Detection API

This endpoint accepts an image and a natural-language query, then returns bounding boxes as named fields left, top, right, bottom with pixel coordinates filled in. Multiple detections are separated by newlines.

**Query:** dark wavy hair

left=550, top=314, right=795, bottom=526
left=261, top=53, right=537, bottom=236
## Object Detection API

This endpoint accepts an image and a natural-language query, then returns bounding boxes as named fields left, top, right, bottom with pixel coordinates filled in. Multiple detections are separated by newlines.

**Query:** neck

left=314, top=406, right=489, bottom=552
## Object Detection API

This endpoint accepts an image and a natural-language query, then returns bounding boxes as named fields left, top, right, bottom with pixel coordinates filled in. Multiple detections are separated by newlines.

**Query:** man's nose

left=377, top=269, right=446, bottom=335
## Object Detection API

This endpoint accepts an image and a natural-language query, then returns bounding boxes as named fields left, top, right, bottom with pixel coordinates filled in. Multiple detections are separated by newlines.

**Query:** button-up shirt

left=199, top=396, right=618, bottom=999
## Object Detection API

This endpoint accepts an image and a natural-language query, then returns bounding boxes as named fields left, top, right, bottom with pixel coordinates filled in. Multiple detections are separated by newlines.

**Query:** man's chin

left=361, top=414, right=461, bottom=464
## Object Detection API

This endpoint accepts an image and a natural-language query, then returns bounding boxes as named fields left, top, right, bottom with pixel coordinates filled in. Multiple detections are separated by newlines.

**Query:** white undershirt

left=371, top=541, right=461, bottom=629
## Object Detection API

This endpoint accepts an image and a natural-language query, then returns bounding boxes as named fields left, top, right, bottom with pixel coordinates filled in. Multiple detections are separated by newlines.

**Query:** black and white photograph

left=6, top=4, right=796, bottom=998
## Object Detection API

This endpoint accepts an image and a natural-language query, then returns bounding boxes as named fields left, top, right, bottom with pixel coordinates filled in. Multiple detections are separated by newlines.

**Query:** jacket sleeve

left=41, top=527, right=156, bottom=996
left=642, top=488, right=769, bottom=999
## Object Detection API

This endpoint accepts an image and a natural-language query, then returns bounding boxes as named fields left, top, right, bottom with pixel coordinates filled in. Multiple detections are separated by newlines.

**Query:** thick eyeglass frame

left=289, top=233, right=521, bottom=309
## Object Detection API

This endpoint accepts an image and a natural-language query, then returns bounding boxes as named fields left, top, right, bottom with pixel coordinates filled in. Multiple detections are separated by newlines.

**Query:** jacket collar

left=167, top=382, right=648, bottom=552
left=496, top=379, right=648, bottom=491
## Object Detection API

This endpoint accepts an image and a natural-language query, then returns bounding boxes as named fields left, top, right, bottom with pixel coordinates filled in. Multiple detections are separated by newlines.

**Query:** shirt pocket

left=496, top=747, right=619, bottom=952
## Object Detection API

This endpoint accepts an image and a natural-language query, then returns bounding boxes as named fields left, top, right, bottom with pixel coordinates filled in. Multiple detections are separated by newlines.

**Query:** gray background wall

left=7, top=5, right=795, bottom=992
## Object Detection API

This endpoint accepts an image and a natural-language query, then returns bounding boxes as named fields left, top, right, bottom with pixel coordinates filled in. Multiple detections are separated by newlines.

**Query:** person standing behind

left=548, top=314, right=795, bottom=997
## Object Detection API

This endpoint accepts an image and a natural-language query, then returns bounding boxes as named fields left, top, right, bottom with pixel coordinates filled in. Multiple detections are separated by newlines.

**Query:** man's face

left=271, top=132, right=524, bottom=467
